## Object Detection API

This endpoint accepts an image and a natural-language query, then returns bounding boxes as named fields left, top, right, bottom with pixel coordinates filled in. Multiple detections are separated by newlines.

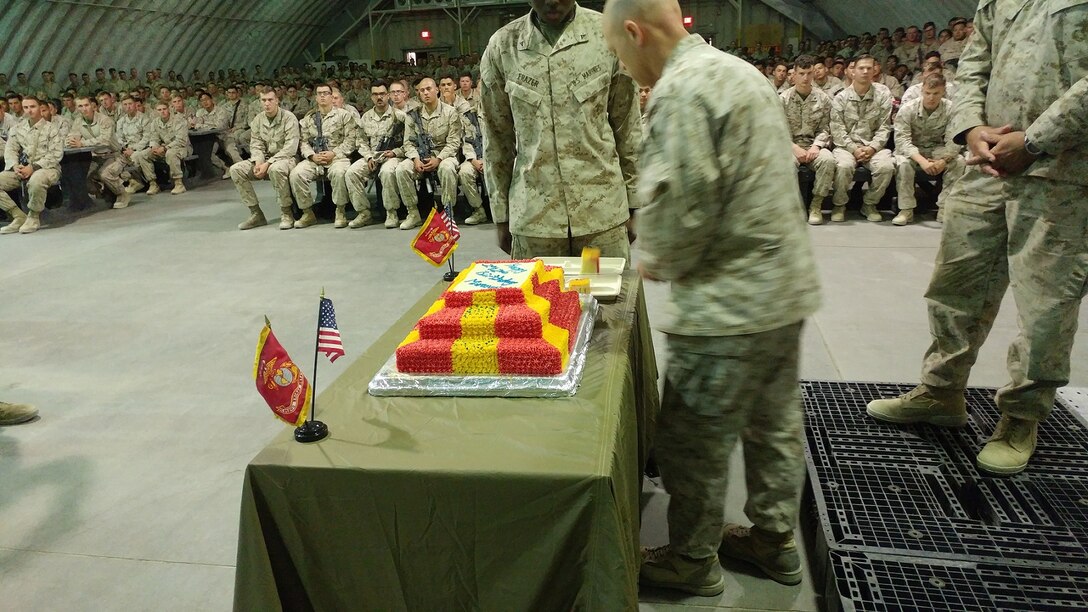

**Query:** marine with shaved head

left=603, top=0, right=820, bottom=596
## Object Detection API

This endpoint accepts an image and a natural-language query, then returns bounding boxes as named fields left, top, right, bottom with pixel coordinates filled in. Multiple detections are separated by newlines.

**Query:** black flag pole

left=443, top=201, right=459, bottom=282
left=295, top=288, right=329, bottom=443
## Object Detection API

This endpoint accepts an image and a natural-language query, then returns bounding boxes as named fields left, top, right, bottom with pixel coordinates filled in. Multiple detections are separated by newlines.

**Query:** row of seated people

left=0, top=56, right=483, bottom=101
left=3, top=67, right=482, bottom=129
left=229, top=77, right=486, bottom=232
left=737, top=15, right=973, bottom=85
left=779, top=55, right=963, bottom=226
left=0, top=77, right=488, bottom=236
left=763, top=50, right=955, bottom=108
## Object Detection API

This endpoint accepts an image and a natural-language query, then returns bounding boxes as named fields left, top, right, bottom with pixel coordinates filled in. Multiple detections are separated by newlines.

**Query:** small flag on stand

left=410, top=206, right=460, bottom=267
left=253, top=319, right=312, bottom=426
left=318, top=297, right=345, bottom=363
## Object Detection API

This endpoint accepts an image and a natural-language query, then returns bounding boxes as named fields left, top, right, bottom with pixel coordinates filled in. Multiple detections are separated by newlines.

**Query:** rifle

left=463, top=110, right=487, bottom=198
left=18, top=150, right=30, bottom=206
left=311, top=110, right=331, bottom=155
left=375, top=115, right=405, bottom=158
left=409, top=109, right=439, bottom=201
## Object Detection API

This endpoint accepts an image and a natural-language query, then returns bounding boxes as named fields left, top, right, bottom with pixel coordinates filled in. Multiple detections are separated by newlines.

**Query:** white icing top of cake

left=452, top=262, right=535, bottom=292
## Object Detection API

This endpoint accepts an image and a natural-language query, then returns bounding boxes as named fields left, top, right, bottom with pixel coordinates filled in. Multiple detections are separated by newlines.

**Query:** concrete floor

left=2, top=180, right=1086, bottom=611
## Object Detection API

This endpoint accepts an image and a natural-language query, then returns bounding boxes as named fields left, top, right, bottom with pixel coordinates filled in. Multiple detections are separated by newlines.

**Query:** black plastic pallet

left=826, top=550, right=1088, bottom=611
left=802, top=381, right=1088, bottom=585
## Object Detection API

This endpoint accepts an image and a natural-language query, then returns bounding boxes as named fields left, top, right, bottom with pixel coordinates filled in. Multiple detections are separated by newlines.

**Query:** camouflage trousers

left=0, top=168, right=59, bottom=213
left=920, top=170, right=1088, bottom=421
left=832, top=148, right=895, bottom=207
left=510, top=224, right=631, bottom=264
left=457, top=161, right=484, bottom=210
left=394, top=157, right=459, bottom=209
left=89, top=154, right=129, bottom=195
left=794, top=149, right=835, bottom=198
left=230, top=158, right=296, bottom=210
left=894, top=148, right=966, bottom=210
left=657, top=322, right=805, bottom=559
left=345, top=157, right=400, bottom=212
left=290, top=159, right=350, bottom=209
left=133, top=147, right=186, bottom=181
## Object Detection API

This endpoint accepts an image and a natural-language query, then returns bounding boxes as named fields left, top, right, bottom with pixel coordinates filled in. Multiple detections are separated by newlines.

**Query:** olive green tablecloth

left=234, top=272, right=659, bottom=611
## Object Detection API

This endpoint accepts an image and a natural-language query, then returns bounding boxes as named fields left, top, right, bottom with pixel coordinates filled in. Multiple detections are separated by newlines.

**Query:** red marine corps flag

left=253, top=317, right=312, bottom=426
left=410, top=206, right=460, bottom=267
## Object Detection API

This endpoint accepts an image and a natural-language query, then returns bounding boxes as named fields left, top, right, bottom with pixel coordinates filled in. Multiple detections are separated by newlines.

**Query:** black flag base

left=443, top=253, right=459, bottom=282
left=294, top=420, right=329, bottom=443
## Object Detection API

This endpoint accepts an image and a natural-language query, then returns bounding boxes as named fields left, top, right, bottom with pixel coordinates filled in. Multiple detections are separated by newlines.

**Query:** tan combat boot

left=1, top=209, right=28, bottom=234
left=977, top=416, right=1038, bottom=475
left=279, top=208, right=295, bottom=230
left=19, top=212, right=41, bottom=234
left=384, top=212, right=400, bottom=228
left=125, top=179, right=145, bottom=194
left=294, top=209, right=317, bottom=229
left=860, top=204, right=883, bottom=222
left=146, top=181, right=161, bottom=195
left=464, top=208, right=488, bottom=225
left=719, top=524, right=802, bottom=585
left=400, top=209, right=422, bottom=230
left=239, top=206, right=267, bottom=230
left=893, top=209, right=914, bottom=226
left=0, top=401, right=38, bottom=425
left=170, top=181, right=186, bottom=195
left=867, top=384, right=968, bottom=427
left=334, top=206, right=348, bottom=228
left=114, top=191, right=132, bottom=209
left=830, top=206, right=846, bottom=222
left=349, top=211, right=372, bottom=229
left=639, top=545, right=725, bottom=597
left=808, top=197, right=824, bottom=225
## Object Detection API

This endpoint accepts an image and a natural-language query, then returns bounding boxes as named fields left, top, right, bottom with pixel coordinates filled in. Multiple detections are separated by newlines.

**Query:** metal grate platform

left=803, top=381, right=1088, bottom=611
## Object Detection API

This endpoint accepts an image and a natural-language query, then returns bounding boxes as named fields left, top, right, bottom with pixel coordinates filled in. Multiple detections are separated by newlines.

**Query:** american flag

left=440, top=203, right=460, bottom=241
left=318, top=297, right=345, bottom=363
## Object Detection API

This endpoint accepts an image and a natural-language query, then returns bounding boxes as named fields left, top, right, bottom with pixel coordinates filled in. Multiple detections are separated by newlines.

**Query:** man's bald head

left=603, top=0, right=688, bottom=87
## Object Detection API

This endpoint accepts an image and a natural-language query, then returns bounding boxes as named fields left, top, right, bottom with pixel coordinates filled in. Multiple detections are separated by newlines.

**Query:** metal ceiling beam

left=297, top=0, right=388, bottom=63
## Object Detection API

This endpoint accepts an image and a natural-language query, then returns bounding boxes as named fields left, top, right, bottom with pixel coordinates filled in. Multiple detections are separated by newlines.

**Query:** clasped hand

left=966, top=125, right=1036, bottom=177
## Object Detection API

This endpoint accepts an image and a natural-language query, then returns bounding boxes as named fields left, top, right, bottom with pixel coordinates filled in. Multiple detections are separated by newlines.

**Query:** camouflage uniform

left=480, top=5, right=641, bottom=260
left=133, top=114, right=191, bottom=181
left=0, top=118, right=62, bottom=214
left=455, top=91, right=478, bottom=113
left=230, top=108, right=299, bottom=211
left=284, top=96, right=311, bottom=118
left=49, top=115, right=72, bottom=141
left=781, top=86, right=835, bottom=199
left=878, top=74, right=904, bottom=100
left=116, top=111, right=149, bottom=179
left=917, top=0, right=1088, bottom=421
left=893, top=97, right=965, bottom=211
left=74, top=112, right=127, bottom=197
left=193, top=104, right=233, bottom=173
left=637, top=35, right=820, bottom=557
left=894, top=41, right=922, bottom=72
left=221, top=98, right=248, bottom=163
left=830, top=84, right=895, bottom=208
left=289, top=107, right=355, bottom=210
left=457, top=110, right=487, bottom=217
left=901, top=81, right=958, bottom=109
left=0, top=112, right=18, bottom=164
left=938, top=38, right=967, bottom=65
left=346, top=105, right=407, bottom=215
left=395, top=101, right=462, bottom=209
left=815, top=75, right=843, bottom=98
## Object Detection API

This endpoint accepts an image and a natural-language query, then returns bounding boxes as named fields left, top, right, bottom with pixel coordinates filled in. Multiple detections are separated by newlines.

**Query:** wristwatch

left=1024, top=135, right=1045, bottom=157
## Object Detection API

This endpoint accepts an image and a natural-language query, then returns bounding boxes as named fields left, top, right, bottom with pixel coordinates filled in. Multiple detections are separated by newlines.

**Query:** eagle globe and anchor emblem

left=261, top=355, right=328, bottom=443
